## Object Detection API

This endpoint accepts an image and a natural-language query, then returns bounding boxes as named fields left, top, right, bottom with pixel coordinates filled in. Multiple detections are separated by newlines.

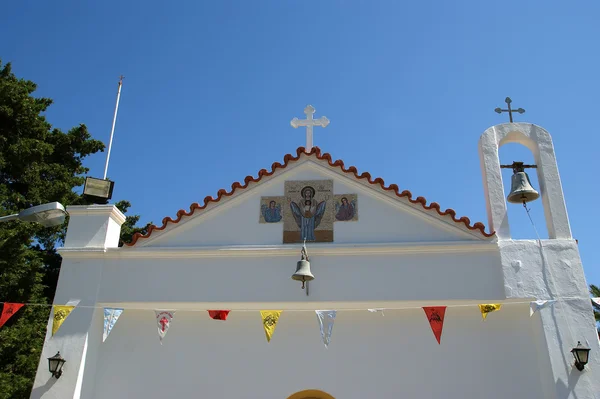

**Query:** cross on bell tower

left=290, top=105, right=330, bottom=152
left=495, top=97, right=525, bottom=122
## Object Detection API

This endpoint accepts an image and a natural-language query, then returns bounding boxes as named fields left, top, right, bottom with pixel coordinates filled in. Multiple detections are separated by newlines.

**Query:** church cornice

left=123, top=147, right=495, bottom=247
left=60, top=240, right=498, bottom=259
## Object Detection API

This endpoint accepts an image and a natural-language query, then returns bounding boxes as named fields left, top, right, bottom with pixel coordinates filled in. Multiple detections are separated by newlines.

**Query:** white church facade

left=30, top=118, right=599, bottom=398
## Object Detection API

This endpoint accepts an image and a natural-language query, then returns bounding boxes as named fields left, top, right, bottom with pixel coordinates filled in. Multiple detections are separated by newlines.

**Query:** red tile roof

left=123, top=147, right=495, bottom=246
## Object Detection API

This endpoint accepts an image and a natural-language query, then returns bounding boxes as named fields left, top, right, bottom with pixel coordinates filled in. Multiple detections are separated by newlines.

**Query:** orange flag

left=0, top=303, right=24, bottom=328
left=423, top=306, right=446, bottom=344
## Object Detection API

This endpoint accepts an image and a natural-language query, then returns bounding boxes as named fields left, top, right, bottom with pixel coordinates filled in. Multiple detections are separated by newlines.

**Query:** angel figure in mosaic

left=261, top=200, right=282, bottom=223
left=335, top=197, right=356, bottom=221
left=289, top=186, right=326, bottom=241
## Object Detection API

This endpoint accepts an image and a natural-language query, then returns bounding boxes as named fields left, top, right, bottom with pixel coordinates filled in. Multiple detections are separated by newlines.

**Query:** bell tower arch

left=478, top=122, right=572, bottom=240
left=286, top=389, right=336, bottom=399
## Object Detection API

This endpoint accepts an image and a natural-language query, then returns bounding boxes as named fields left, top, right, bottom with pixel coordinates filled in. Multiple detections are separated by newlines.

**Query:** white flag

left=155, top=310, right=175, bottom=344
left=592, top=298, right=600, bottom=307
left=368, top=308, right=385, bottom=316
left=315, top=310, right=337, bottom=348
left=103, top=308, right=124, bottom=342
left=530, top=300, right=557, bottom=317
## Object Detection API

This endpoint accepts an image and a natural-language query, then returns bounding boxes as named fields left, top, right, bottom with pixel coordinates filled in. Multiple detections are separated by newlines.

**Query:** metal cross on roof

left=290, top=105, right=330, bottom=152
left=495, top=97, right=525, bottom=123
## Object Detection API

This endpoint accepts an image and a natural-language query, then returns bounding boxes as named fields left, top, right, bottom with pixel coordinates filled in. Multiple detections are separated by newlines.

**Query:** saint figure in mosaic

left=289, top=186, right=326, bottom=241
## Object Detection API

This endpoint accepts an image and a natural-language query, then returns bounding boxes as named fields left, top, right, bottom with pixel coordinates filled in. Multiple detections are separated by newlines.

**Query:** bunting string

left=0, top=297, right=592, bottom=312
left=1, top=297, right=590, bottom=347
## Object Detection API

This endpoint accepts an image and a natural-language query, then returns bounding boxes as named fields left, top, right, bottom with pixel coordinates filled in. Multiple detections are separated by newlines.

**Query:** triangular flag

left=103, top=308, right=124, bottom=342
left=529, top=300, right=557, bottom=317
left=478, top=304, right=501, bottom=320
left=367, top=308, right=385, bottom=316
left=423, top=306, right=446, bottom=344
left=52, top=305, right=75, bottom=336
left=260, top=310, right=282, bottom=343
left=0, top=303, right=24, bottom=328
left=315, top=310, right=337, bottom=348
left=155, top=310, right=175, bottom=344
left=592, top=298, right=600, bottom=307
left=208, top=310, right=230, bottom=320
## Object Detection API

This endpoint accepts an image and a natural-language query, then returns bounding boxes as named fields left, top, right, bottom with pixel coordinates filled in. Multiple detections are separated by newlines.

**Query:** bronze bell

left=507, top=171, right=540, bottom=204
left=292, top=243, right=314, bottom=289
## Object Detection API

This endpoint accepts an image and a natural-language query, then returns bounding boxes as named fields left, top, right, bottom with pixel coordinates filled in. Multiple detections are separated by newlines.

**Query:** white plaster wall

left=91, top=304, right=549, bottom=399
left=38, top=237, right=600, bottom=399
left=30, top=261, right=104, bottom=399
left=92, top=250, right=505, bottom=304
left=499, top=239, right=600, bottom=398
left=143, top=161, right=477, bottom=248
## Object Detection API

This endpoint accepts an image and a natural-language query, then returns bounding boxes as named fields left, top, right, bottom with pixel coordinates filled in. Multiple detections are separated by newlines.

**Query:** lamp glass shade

left=83, top=177, right=114, bottom=200
left=18, top=202, right=67, bottom=227
left=48, top=352, right=65, bottom=375
left=571, top=342, right=591, bottom=366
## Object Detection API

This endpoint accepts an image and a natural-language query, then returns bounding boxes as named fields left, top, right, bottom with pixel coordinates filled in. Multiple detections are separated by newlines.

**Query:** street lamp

left=47, top=351, right=66, bottom=378
left=0, top=202, right=67, bottom=227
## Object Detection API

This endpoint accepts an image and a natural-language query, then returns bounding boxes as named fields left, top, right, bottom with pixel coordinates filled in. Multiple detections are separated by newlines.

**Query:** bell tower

left=478, top=122, right=572, bottom=240
left=479, top=121, right=599, bottom=398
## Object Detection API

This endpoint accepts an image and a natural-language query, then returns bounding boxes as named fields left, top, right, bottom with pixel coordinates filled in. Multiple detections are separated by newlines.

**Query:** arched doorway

left=286, top=389, right=335, bottom=399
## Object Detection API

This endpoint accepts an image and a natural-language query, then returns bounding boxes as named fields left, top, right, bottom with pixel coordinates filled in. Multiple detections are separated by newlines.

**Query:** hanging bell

left=291, top=244, right=314, bottom=289
left=507, top=171, right=540, bottom=204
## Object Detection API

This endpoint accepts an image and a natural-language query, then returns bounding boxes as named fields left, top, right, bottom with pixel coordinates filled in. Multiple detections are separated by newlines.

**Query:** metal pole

left=103, top=76, right=124, bottom=180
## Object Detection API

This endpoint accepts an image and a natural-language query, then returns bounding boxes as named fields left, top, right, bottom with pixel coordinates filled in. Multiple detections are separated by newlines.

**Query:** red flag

left=208, top=310, right=230, bottom=320
left=423, top=306, right=446, bottom=344
left=0, top=303, right=24, bottom=328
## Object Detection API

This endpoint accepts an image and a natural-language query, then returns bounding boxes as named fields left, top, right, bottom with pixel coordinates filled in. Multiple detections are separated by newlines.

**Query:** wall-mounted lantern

left=47, top=351, right=66, bottom=379
left=571, top=341, right=591, bottom=371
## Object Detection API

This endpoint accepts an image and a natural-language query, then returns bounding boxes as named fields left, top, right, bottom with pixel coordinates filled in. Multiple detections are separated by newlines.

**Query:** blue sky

left=2, top=1, right=599, bottom=285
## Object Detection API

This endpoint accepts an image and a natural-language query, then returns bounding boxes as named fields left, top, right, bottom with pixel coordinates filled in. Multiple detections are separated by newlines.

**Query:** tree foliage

left=0, top=60, right=149, bottom=399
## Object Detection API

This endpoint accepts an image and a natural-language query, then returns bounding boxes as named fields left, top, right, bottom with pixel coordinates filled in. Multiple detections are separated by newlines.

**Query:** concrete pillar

left=30, top=205, right=125, bottom=399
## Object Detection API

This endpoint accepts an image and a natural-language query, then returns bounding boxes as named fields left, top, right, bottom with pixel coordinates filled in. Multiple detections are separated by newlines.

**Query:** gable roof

left=123, top=147, right=495, bottom=246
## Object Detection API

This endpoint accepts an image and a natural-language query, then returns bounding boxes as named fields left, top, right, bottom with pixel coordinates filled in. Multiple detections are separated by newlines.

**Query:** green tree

left=0, top=60, right=149, bottom=398
left=115, top=200, right=150, bottom=247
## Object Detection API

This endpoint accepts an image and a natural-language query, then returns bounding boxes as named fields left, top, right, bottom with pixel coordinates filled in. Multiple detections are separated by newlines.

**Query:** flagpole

left=103, top=75, right=124, bottom=180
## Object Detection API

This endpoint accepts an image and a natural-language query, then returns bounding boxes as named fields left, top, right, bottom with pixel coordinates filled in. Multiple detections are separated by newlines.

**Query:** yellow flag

left=260, top=310, right=282, bottom=342
left=52, top=305, right=75, bottom=336
left=479, top=304, right=501, bottom=320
